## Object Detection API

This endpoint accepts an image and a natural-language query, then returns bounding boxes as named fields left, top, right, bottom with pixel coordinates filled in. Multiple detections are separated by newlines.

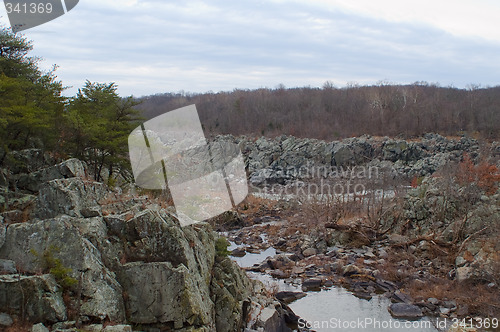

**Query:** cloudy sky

left=2, top=0, right=500, bottom=97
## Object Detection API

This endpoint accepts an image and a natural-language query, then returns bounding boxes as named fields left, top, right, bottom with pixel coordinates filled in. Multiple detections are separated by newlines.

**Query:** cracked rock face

left=0, top=216, right=126, bottom=322
left=0, top=154, right=279, bottom=330
left=118, top=262, right=211, bottom=328
left=0, top=274, right=67, bottom=323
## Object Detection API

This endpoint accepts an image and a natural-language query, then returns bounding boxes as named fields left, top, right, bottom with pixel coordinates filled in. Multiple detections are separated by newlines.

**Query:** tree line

left=2, top=24, right=499, bottom=184
left=137, top=82, right=500, bottom=140
left=0, top=26, right=140, bottom=181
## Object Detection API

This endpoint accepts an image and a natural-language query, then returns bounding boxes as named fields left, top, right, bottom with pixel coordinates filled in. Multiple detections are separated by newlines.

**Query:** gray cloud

left=8, top=0, right=500, bottom=96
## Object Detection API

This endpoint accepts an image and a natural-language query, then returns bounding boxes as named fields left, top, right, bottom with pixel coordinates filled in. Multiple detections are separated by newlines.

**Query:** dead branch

left=389, top=234, right=452, bottom=249
left=456, top=226, right=488, bottom=256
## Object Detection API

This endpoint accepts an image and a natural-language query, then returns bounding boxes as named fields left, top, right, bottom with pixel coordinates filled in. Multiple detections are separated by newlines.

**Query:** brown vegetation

left=136, top=82, right=500, bottom=140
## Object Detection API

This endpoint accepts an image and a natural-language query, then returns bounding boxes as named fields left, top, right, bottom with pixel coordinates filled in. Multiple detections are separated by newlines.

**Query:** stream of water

left=229, top=242, right=442, bottom=332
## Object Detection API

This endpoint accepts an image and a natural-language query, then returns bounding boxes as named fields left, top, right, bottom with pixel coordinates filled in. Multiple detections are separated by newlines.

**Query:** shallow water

left=229, top=243, right=442, bottom=332
left=228, top=241, right=276, bottom=268
left=289, top=287, right=441, bottom=331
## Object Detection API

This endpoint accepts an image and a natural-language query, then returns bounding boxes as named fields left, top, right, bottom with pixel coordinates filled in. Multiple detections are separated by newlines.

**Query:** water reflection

left=229, top=243, right=441, bottom=332
left=289, top=287, right=440, bottom=332
left=228, top=243, right=276, bottom=268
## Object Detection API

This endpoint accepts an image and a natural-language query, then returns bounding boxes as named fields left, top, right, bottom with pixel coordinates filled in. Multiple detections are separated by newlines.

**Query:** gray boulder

left=332, top=139, right=373, bottom=167
left=0, top=216, right=125, bottom=322
left=388, top=303, right=423, bottom=319
left=302, top=248, right=316, bottom=257
left=275, top=291, right=307, bottom=304
left=0, top=274, right=67, bottom=323
left=114, top=211, right=222, bottom=329
left=0, top=312, right=13, bottom=327
left=35, top=178, right=107, bottom=219
left=118, top=261, right=213, bottom=328
left=246, top=299, right=294, bottom=332
left=31, top=323, right=50, bottom=332
left=0, top=259, right=17, bottom=274
left=383, top=140, right=427, bottom=163
left=17, top=158, right=86, bottom=192
left=383, top=140, right=408, bottom=162
left=211, top=257, right=253, bottom=332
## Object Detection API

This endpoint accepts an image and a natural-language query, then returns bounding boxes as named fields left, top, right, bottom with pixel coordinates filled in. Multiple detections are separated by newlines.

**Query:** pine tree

left=0, top=25, right=65, bottom=165
left=64, top=80, right=141, bottom=181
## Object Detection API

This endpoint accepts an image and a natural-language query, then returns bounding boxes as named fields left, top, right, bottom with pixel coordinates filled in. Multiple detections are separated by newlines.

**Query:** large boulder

left=383, top=140, right=427, bottom=163
left=108, top=209, right=216, bottom=269
left=211, top=257, right=253, bottom=332
left=383, top=140, right=408, bottom=162
left=0, top=259, right=16, bottom=274
left=332, top=139, right=373, bottom=167
left=0, top=274, right=67, bottom=323
left=4, top=149, right=54, bottom=174
left=113, top=211, right=219, bottom=328
left=16, top=158, right=86, bottom=192
left=118, top=262, right=213, bottom=328
left=0, top=216, right=126, bottom=322
left=35, top=178, right=107, bottom=219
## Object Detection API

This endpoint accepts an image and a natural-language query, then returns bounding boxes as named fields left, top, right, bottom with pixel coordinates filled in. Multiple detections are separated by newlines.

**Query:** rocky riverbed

left=219, top=184, right=500, bottom=332
left=0, top=132, right=499, bottom=332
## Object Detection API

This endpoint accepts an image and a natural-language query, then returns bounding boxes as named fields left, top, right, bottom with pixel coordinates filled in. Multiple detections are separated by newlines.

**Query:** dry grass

left=408, top=278, right=500, bottom=318
left=378, top=262, right=412, bottom=283
left=266, top=282, right=280, bottom=297
left=375, top=245, right=500, bottom=318
left=238, top=195, right=279, bottom=216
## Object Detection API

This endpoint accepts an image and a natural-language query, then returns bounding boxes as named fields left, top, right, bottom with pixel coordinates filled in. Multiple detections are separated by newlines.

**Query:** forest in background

left=2, top=24, right=500, bottom=185
left=137, top=82, right=500, bottom=140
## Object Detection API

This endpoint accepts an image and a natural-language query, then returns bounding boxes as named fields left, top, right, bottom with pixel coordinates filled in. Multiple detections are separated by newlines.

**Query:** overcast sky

left=2, top=0, right=500, bottom=97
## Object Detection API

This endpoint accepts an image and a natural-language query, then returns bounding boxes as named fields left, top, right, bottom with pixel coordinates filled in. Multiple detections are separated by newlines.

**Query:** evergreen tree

left=64, top=80, right=141, bottom=181
left=0, top=25, right=65, bottom=165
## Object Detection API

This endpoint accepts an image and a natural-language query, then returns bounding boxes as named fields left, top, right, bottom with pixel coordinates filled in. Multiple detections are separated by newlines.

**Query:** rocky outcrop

left=35, top=178, right=107, bottom=219
left=0, top=274, right=67, bottom=323
left=211, top=256, right=252, bottom=331
left=0, top=215, right=126, bottom=322
left=4, top=149, right=54, bottom=174
left=16, top=158, right=86, bottom=193
left=118, top=261, right=211, bottom=328
left=0, top=156, right=289, bottom=331
left=216, top=133, right=484, bottom=188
